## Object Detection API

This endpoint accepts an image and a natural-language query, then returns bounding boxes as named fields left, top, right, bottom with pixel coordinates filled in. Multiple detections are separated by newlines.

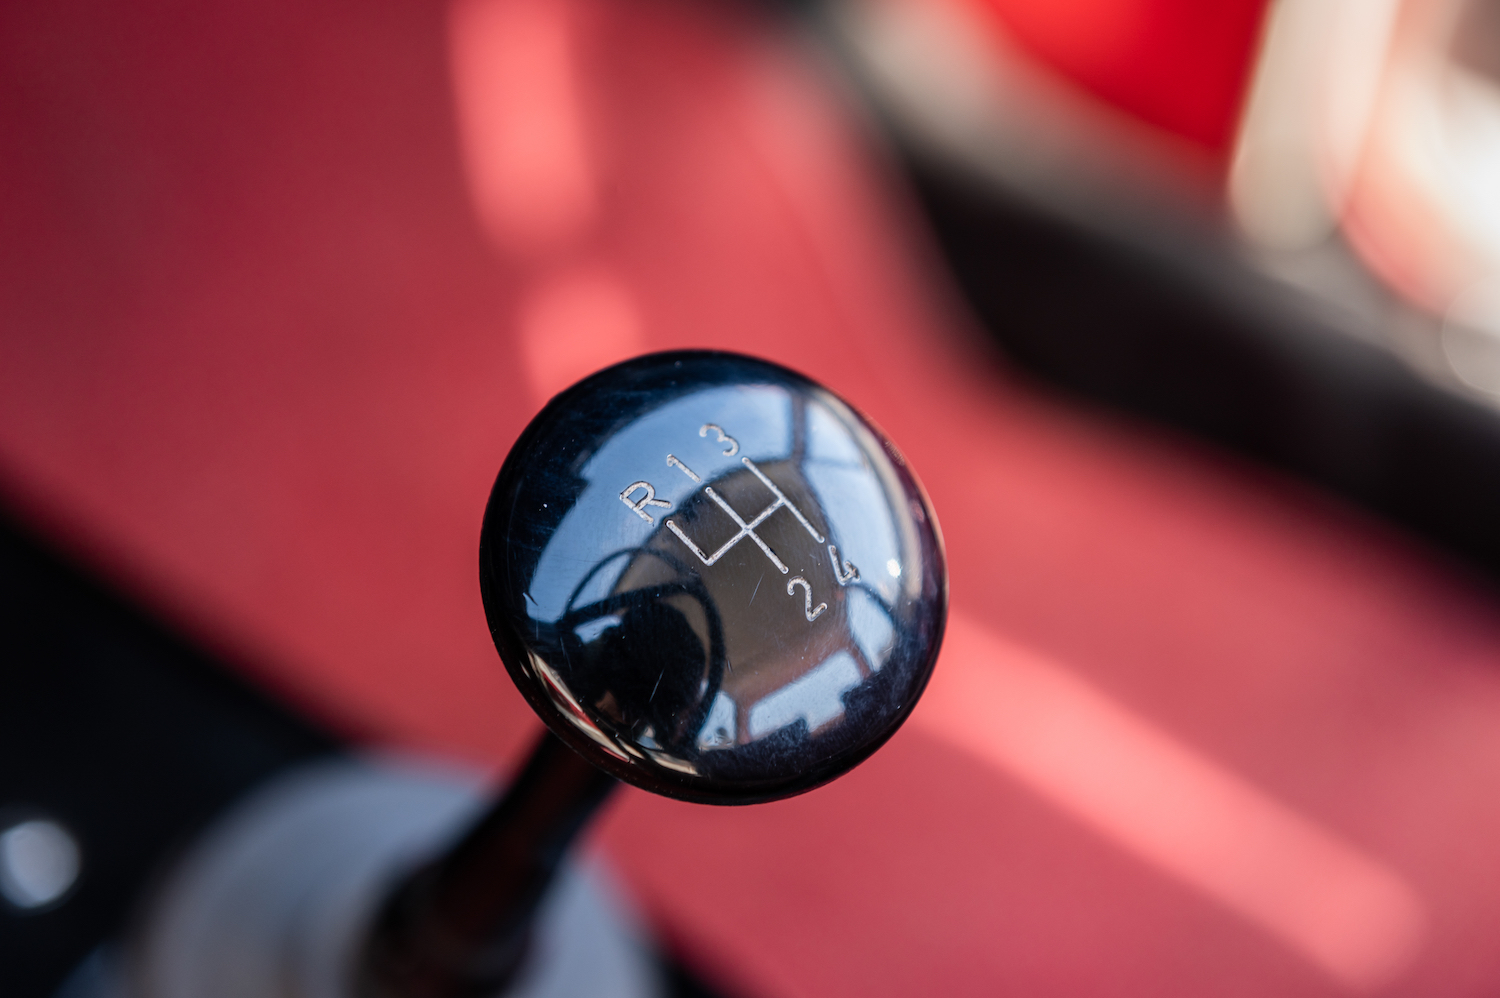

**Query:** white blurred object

left=1351, top=0, right=1500, bottom=386
left=0, top=818, right=81, bottom=910
left=56, top=758, right=660, bottom=998
left=1442, top=279, right=1500, bottom=393
left=1229, top=0, right=1402, bottom=250
left=1347, top=0, right=1500, bottom=301
left=1228, top=0, right=1500, bottom=395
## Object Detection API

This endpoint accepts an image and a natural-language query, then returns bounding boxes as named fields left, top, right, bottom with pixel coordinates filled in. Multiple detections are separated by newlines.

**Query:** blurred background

left=6, top=0, right=1500, bottom=995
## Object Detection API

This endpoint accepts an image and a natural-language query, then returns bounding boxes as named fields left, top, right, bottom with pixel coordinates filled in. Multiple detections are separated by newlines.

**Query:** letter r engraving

left=620, top=481, right=671, bottom=524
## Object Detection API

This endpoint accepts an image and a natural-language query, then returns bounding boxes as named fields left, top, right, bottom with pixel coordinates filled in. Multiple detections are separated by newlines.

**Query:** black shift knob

left=480, top=351, right=946, bottom=804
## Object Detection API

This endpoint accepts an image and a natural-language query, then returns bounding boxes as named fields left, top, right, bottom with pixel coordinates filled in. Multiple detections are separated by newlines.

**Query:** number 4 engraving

left=828, top=544, right=859, bottom=586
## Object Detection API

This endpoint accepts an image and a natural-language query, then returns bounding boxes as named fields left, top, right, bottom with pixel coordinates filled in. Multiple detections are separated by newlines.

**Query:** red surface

left=962, top=0, right=1271, bottom=158
left=5, top=0, right=1500, bottom=995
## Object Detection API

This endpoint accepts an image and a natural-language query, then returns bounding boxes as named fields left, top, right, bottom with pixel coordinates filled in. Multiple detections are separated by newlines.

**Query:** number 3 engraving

left=699, top=424, right=739, bottom=456
left=787, top=577, right=827, bottom=622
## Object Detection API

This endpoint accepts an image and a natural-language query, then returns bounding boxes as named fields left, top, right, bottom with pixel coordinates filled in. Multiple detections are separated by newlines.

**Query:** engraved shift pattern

left=663, top=452, right=825, bottom=575
left=623, top=423, right=857, bottom=623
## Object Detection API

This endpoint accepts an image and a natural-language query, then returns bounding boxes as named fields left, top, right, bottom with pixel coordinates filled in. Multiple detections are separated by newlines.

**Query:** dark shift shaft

left=358, top=733, right=616, bottom=998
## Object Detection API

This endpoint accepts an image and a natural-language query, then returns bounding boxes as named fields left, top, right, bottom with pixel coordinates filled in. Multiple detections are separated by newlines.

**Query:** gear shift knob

left=127, top=351, right=949, bottom=998
left=480, top=351, right=947, bottom=804
left=366, top=353, right=945, bottom=996
left=104, top=352, right=948, bottom=998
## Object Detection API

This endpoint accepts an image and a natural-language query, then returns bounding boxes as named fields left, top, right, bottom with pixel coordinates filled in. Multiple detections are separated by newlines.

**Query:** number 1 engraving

left=666, top=454, right=702, bottom=483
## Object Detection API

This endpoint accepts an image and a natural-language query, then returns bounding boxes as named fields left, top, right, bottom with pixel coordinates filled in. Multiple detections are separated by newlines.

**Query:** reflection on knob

left=481, top=351, right=947, bottom=804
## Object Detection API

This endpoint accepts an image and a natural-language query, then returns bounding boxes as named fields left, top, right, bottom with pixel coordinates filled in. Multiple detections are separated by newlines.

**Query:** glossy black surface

left=480, top=352, right=947, bottom=804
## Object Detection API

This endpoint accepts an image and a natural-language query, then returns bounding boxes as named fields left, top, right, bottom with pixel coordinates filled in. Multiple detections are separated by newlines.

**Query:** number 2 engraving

left=787, top=577, right=827, bottom=622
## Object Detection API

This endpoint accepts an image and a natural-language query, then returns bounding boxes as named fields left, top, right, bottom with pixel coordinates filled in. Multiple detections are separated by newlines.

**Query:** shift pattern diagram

left=619, top=423, right=860, bottom=623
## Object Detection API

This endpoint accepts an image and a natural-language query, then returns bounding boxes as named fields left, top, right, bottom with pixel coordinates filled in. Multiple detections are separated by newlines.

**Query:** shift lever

left=90, top=351, right=945, bottom=998
left=360, top=350, right=947, bottom=996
